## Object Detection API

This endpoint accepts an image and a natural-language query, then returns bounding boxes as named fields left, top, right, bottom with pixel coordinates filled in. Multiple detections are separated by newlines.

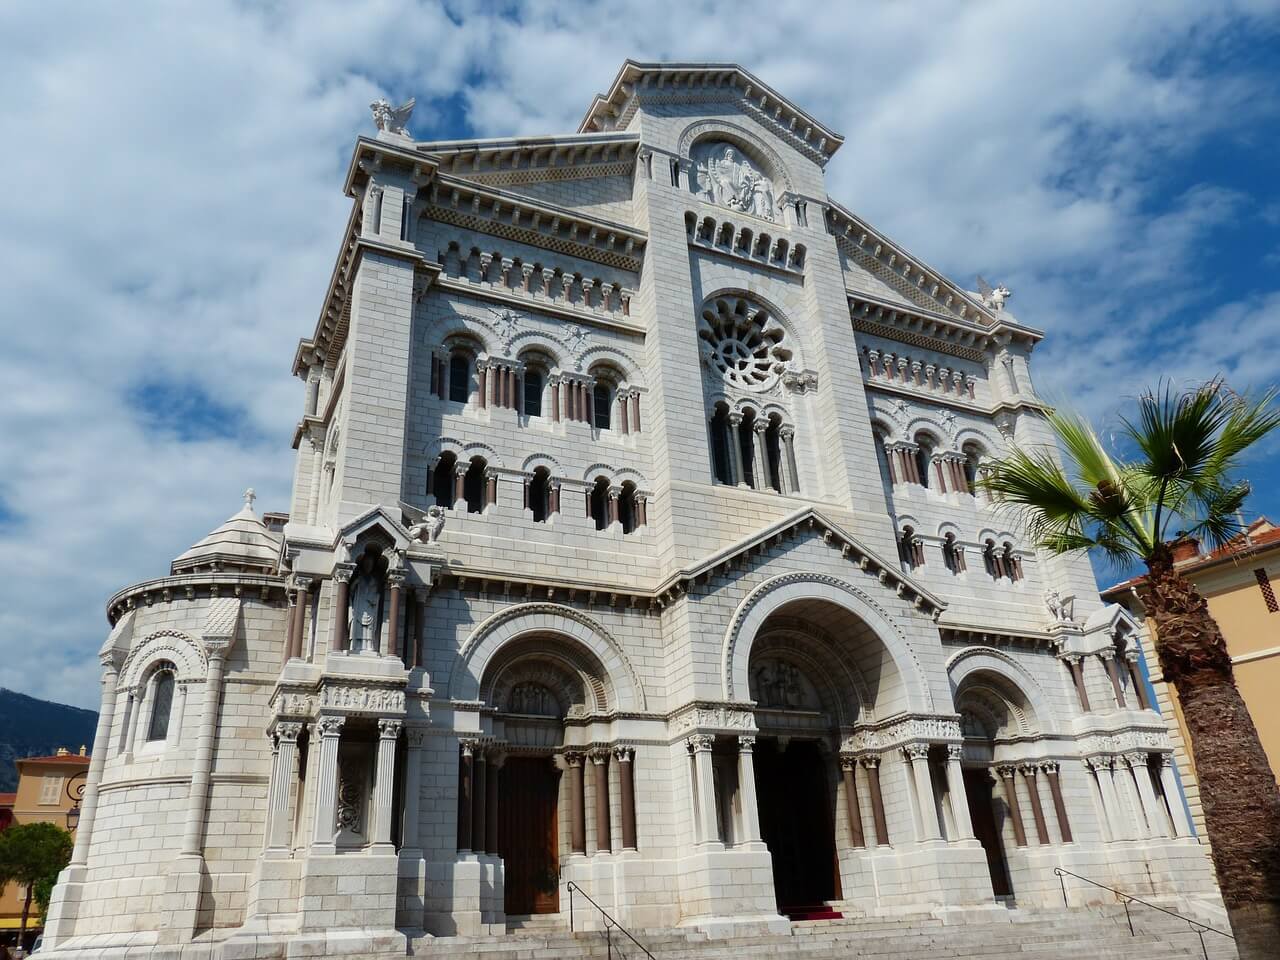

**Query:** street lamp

left=64, top=771, right=86, bottom=832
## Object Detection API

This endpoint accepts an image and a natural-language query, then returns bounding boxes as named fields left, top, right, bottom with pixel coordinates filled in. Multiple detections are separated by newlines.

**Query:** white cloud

left=1, top=0, right=1277, bottom=707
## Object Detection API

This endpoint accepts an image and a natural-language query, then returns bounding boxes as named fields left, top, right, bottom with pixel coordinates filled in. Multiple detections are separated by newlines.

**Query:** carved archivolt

left=119, top=629, right=208, bottom=693
left=722, top=572, right=931, bottom=711
left=451, top=602, right=647, bottom=712
left=676, top=119, right=794, bottom=197
left=946, top=646, right=1055, bottom=737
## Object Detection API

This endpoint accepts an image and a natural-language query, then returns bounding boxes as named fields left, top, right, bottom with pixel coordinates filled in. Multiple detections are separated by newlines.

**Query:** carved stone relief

left=692, top=141, right=776, bottom=221
left=749, top=657, right=820, bottom=711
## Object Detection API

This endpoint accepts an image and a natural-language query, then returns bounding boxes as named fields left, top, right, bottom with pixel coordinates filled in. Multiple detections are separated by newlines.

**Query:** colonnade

left=1085, top=752, right=1191, bottom=842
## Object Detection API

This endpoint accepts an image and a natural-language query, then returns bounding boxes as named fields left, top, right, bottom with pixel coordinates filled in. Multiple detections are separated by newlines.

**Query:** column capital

left=1097, top=646, right=1117, bottom=661
left=1040, top=759, right=1061, bottom=775
left=275, top=720, right=304, bottom=743
left=291, top=574, right=314, bottom=592
left=946, top=744, right=964, bottom=762
left=1018, top=762, right=1040, bottom=777
left=737, top=735, right=756, bottom=751
left=315, top=714, right=345, bottom=739
left=727, top=411, right=744, bottom=427
left=858, top=755, right=881, bottom=770
left=903, top=743, right=930, bottom=762
left=612, top=744, right=635, bottom=764
left=1123, top=751, right=1150, bottom=769
left=378, top=718, right=403, bottom=740
left=686, top=734, right=715, bottom=753
left=995, top=763, right=1019, bottom=780
left=459, top=737, right=480, bottom=758
left=588, top=748, right=609, bottom=765
left=333, top=563, right=356, bottom=585
left=839, top=754, right=857, bottom=772
left=385, top=568, right=406, bottom=589
left=1083, top=755, right=1113, bottom=773
left=564, top=749, right=586, bottom=767
left=752, top=419, right=768, bottom=435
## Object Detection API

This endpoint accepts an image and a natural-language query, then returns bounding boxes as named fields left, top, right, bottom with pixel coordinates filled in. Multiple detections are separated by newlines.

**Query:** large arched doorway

left=744, top=596, right=893, bottom=918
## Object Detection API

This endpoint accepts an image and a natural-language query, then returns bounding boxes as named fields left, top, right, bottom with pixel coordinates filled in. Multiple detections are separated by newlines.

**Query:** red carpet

left=785, top=905, right=844, bottom=921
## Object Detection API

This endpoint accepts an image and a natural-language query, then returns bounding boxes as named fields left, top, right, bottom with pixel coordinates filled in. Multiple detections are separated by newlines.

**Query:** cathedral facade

left=43, top=61, right=1222, bottom=958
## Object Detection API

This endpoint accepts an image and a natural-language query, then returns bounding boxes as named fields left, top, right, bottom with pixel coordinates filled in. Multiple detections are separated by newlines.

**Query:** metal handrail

left=566, top=880, right=656, bottom=960
left=1053, top=867, right=1232, bottom=959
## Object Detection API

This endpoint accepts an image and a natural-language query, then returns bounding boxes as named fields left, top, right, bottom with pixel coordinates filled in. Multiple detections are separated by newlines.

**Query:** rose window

left=698, top=296, right=790, bottom=391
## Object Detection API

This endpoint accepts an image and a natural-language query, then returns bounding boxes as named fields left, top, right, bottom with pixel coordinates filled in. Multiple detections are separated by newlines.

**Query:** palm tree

left=980, top=380, right=1280, bottom=958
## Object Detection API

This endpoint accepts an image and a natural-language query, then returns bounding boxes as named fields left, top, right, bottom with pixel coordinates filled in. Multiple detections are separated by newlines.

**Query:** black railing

left=1053, top=867, right=1232, bottom=959
left=566, top=880, right=656, bottom=960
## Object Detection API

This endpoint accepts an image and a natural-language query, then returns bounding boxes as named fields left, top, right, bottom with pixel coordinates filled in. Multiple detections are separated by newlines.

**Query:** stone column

left=567, top=751, right=586, bottom=854
left=1042, top=761, right=1072, bottom=843
left=67, top=658, right=120, bottom=867
left=1095, top=757, right=1134, bottom=840
left=607, top=487, right=620, bottom=527
left=469, top=744, right=487, bottom=853
left=331, top=566, right=354, bottom=653
left=457, top=740, right=474, bottom=852
left=551, top=381, right=561, bottom=422
left=284, top=588, right=299, bottom=668
left=737, top=736, right=763, bottom=845
left=618, top=394, right=630, bottom=434
left=477, top=364, right=488, bottom=409
left=688, top=736, right=720, bottom=845
left=1125, top=654, right=1153, bottom=710
left=727, top=413, right=746, bottom=487
left=180, top=647, right=228, bottom=856
left=401, top=728, right=426, bottom=851
left=1063, top=655, right=1091, bottom=712
left=630, top=392, right=641, bottom=432
left=1155, top=754, right=1193, bottom=838
left=905, top=745, right=942, bottom=841
left=861, top=756, right=889, bottom=846
left=840, top=756, right=865, bottom=848
left=288, top=577, right=312, bottom=662
left=1116, top=756, right=1149, bottom=838
left=485, top=751, right=502, bottom=855
left=753, top=421, right=772, bottom=491
left=371, top=719, right=401, bottom=850
left=591, top=750, right=611, bottom=853
left=615, top=746, right=637, bottom=851
left=485, top=468, right=498, bottom=508
left=1127, top=752, right=1165, bottom=838
left=945, top=745, right=975, bottom=840
left=1020, top=764, right=1050, bottom=844
left=311, top=715, right=345, bottom=851
left=997, top=765, right=1027, bottom=847
left=266, top=721, right=302, bottom=854
left=1100, top=649, right=1127, bottom=708
left=385, top=570, right=403, bottom=661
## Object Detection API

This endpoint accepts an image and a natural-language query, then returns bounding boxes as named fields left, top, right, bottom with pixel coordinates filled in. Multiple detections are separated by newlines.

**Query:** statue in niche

left=348, top=551, right=385, bottom=654
left=695, top=144, right=776, bottom=221
left=508, top=681, right=558, bottom=717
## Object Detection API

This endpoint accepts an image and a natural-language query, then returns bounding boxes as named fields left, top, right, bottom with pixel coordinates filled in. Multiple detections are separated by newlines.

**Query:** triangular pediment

left=656, top=506, right=946, bottom=618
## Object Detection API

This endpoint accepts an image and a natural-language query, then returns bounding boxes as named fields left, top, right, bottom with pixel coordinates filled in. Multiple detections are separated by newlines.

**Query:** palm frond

left=1184, top=482, right=1252, bottom=551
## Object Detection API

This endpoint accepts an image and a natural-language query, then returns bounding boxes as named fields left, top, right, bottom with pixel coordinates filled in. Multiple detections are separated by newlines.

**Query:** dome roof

left=171, top=489, right=282, bottom=574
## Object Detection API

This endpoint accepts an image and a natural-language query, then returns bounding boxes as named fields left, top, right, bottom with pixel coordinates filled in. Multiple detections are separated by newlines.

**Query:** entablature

left=849, top=294, right=1041, bottom=362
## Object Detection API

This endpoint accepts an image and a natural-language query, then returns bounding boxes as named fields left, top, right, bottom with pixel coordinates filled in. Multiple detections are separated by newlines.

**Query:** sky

left=2, top=0, right=1279, bottom=710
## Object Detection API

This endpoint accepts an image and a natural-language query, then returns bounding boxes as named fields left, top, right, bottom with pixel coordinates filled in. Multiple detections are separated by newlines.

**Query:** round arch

left=676, top=119, right=795, bottom=196
left=450, top=603, right=647, bottom=712
left=945, top=646, right=1057, bottom=737
left=722, top=573, right=932, bottom=712
left=119, top=629, right=207, bottom=692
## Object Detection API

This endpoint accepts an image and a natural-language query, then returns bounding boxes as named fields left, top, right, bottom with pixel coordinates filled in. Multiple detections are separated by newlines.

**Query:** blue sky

left=2, top=0, right=1279, bottom=708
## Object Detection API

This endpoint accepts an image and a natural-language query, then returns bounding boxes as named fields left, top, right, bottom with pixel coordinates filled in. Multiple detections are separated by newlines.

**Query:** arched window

left=523, top=369, right=544, bottom=418
left=711, top=404, right=732, bottom=488
left=962, top=443, right=983, bottom=495
left=592, top=383, right=612, bottom=430
left=146, top=665, right=176, bottom=742
left=943, top=533, right=966, bottom=573
left=528, top=468, right=550, bottom=523
left=914, top=433, right=935, bottom=489
left=430, top=452, right=458, bottom=509
left=588, top=476, right=610, bottom=531
left=1002, top=542, right=1022, bottom=581
left=765, top=415, right=783, bottom=493
left=898, top=526, right=923, bottom=569
left=448, top=352, right=471, bottom=404
left=463, top=457, right=487, bottom=514
left=619, top=481, right=638, bottom=535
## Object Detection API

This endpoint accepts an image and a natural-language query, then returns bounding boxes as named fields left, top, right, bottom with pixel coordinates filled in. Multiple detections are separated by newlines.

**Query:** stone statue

left=977, top=275, right=1011, bottom=311
left=408, top=505, right=446, bottom=544
left=370, top=97, right=415, bottom=136
left=1044, top=589, right=1075, bottom=625
left=348, top=557, right=383, bottom=653
left=696, top=144, right=775, bottom=221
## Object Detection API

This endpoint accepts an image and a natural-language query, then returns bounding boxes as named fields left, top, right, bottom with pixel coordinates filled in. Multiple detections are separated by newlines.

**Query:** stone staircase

left=408, top=905, right=1238, bottom=960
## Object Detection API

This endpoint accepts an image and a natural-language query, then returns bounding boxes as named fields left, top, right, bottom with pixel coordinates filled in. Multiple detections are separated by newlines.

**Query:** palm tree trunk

left=1142, top=546, right=1280, bottom=959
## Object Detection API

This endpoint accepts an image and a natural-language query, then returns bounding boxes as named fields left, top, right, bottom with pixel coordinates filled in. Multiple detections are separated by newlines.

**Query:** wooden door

left=499, top=756, right=561, bottom=915
left=964, top=767, right=1013, bottom=897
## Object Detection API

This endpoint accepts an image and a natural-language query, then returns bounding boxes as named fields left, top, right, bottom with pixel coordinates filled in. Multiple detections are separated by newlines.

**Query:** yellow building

left=1103, top=518, right=1280, bottom=838
left=0, top=748, right=89, bottom=950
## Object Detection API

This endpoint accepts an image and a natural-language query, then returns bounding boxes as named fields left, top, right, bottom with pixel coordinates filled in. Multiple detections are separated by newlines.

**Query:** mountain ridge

left=0, top=687, right=99, bottom=793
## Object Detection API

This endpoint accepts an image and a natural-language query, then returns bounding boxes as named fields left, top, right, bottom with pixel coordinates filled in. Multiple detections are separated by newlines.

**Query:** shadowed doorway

left=754, top=738, right=841, bottom=916
left=499, top=756, right=561, bottom=915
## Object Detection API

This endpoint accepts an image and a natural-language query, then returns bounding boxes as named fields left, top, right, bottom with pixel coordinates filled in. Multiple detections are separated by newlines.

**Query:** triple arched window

left=708, top=403, right=798, bottom=494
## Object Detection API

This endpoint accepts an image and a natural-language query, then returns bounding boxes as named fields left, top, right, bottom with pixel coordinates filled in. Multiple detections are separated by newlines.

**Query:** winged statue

left=976, top=275, right=1011, bottom=312
left=370, top=97, right=416, bottom=136
left=401, top=500, right=446, bottom=545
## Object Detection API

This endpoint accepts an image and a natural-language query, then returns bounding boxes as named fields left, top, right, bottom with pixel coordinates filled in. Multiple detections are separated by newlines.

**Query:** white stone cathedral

left=42, top=61, right=1225, bottom=958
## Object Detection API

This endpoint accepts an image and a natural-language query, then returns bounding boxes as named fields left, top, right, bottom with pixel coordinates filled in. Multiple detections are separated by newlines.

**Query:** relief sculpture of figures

left=697, top=144, right=775, bottom=220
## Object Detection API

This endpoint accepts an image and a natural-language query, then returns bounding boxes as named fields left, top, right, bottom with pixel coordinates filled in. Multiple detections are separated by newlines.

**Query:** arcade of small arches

left=896, top=525, right=1026, bottom=583
left=426, top=452, right=648, bottom=534
left=429, top=336, right=643, bottom=436
left=438, top=241, right=634, bottom=317
left=875, top=428, right=991, bottom=498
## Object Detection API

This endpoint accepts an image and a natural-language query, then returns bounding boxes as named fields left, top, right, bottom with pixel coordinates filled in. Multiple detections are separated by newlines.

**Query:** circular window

left=699, top=297, right=790, bottom=391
